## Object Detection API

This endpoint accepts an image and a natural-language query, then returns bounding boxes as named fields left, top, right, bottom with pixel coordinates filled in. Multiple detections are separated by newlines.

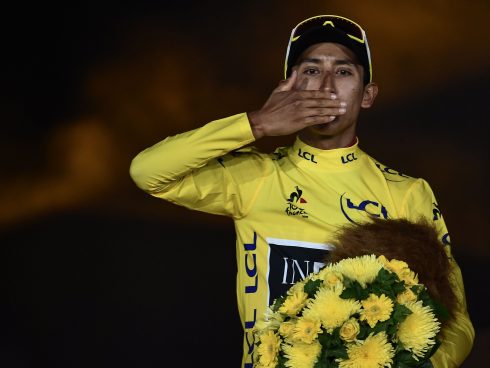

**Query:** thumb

left=274, top=70, right=297, bottom=92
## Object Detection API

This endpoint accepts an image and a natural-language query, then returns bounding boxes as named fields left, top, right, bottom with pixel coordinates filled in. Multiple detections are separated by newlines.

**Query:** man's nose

left=320, top=72, right=336, bottom=92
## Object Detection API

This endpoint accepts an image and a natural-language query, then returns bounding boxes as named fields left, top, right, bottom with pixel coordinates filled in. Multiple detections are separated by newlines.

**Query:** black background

left=1, top=1, right=488, bottom=367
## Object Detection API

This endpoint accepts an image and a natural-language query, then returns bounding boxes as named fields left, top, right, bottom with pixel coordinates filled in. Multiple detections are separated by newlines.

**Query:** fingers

left=274, top=70, right=297, bottom=92
left=295, top=96, right=345, bottom=108
left=295, top=90, right=337, bottom=100
left=297, top=75, right=308, bottom=91
left=293, top=100, right=347, bottom=126
left=303, top=115, right=338, bottom=125
left=297, top=106, right=347, bottom=121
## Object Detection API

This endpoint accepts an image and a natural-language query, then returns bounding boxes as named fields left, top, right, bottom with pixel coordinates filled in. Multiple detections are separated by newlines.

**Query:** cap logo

left=291, top=20, right=335, bottom=42
left=347, top=34, right=364, bottom=44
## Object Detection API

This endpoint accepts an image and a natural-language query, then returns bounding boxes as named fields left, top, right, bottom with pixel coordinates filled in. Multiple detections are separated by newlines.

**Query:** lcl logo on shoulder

left=298, top=148, right=317, bottom=164
left=341, top=152, right=357, bottom=164
left=375, top=162, right=411, bottom=181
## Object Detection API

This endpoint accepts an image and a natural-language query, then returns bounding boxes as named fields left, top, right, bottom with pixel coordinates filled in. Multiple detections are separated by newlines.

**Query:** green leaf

left=392, top=303, right=412, bottom=323
left=376, top=268, right=399, bottom=284
left=415, top=287, right=449, bottom=321
left=340, top=280, right=369, bottom=300
left=340, top=287, right=357, bottom=299
left=393, top=350, right=419, bottom=368
left=328, top=346, right=348, bottom=359
left=422, top=339, right=441, bottom=360
left=395, top=341, right=406, bottom=353
left=304, top=279, right=323, bottom=298
left=277, top=354, right=288, bottom=368
left=387, top=321, right=398, bottom=335
left=369, top=269, right=404, bottom=299
left=371, top=319, right=390, bottom=334
left=426, top=298, right=449, bottom=321
left=393, top=350, right=434, bottom=368
left=331, top=327, right=341, bottom=342
left=271, top=296, right=286, bottom=312
left=325, top=358, right=339, bottom=368
left=314, top=358, right=328, bottom=368
left=318, top=329, right=333, bottom=348
left=393, top=281, right=406, bottom=294
left=315, top=349, right=335, bottom=368
left=357, top=322, right=369, bottom=340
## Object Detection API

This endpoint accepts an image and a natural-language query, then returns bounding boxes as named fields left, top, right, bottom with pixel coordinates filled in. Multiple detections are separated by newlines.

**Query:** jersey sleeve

left=403, top=179, right=475, bottom=368
left=129, top=113, right=269, bottom=218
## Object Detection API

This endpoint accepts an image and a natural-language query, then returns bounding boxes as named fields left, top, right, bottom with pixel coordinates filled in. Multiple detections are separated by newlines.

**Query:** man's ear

left=361, top=83, right=379, bottom=108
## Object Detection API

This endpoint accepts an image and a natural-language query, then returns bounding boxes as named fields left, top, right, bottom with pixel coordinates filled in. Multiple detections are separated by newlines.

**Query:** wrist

left=247, top=111, right=264, bottom=140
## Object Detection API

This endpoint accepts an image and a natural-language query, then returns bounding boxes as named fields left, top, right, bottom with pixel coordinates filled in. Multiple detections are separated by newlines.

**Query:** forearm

left=129, top=113, right=255, bottom=194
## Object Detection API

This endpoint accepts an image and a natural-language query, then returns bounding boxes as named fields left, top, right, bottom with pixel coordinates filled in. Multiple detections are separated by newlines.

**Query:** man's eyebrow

left=298, top=58, right=356, bottom=66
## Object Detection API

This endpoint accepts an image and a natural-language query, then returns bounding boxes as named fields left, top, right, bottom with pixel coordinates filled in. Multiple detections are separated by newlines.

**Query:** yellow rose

left=378, top=256, right=407, bottom=274
left=322, top=270, right=344, bottom=288
left=339, top=318, right=360, bottom=342
left=278, top=320, right=295, bottom=339
left=378, top=256, right=419, bottom=286
left=397, top=288, right=417, bottom=304
left=398, top=269, right=419, bottom=286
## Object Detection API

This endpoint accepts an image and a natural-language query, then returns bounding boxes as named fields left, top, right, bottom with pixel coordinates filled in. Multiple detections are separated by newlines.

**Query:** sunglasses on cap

left=284, top=15, right=372, bottom=83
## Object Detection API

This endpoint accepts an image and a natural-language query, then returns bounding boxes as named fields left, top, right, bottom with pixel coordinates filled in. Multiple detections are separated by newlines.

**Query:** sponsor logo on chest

left=285, top=186, right=308, bottom=218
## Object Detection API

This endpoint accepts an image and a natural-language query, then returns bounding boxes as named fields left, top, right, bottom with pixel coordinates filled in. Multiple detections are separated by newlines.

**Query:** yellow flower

left=312, top=265, right=343, bottom=287
left=255, top=252, right=446, bottom=368
left=340, top=318, right=360, bottom=342
left=287, top=278, right=307, bottom=294
left=257, top=330, right=281, bottom=367
left=279, top=320, right=296, bottom=340
left=255, top=360, right=279, bottom=368
left=310, top=265, right=330, bottom=281
left=279, top=289, right=308, bottom=316
left=378, top=255, right=419, bottom=286
left=283, top=341, right=321, bottom=368
left=360, top=294, right=394, bottom=328
left=322, top=270, right=345, bottom=289
left=398, top=268, right=419, bottom=286
left=396, top=300, right=441, bottom=359
left=303, top=286, right=361, bottom=332
left=292, top=317, right=322, bottom=344
left=338, top=332, right=394, bottom=368
left=256, top=306, right=284, bottom=333
left=396, top=288, right=417, bottom=304
left=334, top=255, right=382, bottom=287
left=378, top=255, right=407, bottom=273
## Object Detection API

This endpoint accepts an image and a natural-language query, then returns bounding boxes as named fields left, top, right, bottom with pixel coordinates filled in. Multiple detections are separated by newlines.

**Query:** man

left=129, top=15, right=474, bottom=367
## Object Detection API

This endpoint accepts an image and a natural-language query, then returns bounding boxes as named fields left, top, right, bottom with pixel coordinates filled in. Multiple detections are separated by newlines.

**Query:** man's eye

left=303, top=68, right=319, bottom=75
left=337, top=69, right=352, bottom=76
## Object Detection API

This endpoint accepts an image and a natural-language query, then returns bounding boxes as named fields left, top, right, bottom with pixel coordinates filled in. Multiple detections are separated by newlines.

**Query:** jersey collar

left=289, top=136, right=363, bottom=170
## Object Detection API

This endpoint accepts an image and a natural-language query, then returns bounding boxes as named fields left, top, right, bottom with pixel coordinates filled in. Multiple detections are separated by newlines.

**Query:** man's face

left=293, top=42, right=375, bottom=145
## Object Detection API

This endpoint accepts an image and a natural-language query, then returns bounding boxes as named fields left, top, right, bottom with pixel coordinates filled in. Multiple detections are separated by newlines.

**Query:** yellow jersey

left=130, top=113, right=474, bottom=368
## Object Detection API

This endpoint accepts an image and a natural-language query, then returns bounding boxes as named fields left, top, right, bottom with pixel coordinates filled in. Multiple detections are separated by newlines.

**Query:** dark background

left=1, top=1, right=488, bottom=367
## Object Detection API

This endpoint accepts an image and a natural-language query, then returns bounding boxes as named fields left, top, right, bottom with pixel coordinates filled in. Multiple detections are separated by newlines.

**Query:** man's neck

left=298, top=132, right=357, bottom=150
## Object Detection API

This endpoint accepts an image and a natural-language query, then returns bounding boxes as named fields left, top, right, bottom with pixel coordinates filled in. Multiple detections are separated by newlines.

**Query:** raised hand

left=247, top=70, right=346, bottom=139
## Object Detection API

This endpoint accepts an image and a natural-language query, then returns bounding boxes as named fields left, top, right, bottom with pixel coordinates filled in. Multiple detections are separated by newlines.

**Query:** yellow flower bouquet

left=254, top=219, right=454, bottom=368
